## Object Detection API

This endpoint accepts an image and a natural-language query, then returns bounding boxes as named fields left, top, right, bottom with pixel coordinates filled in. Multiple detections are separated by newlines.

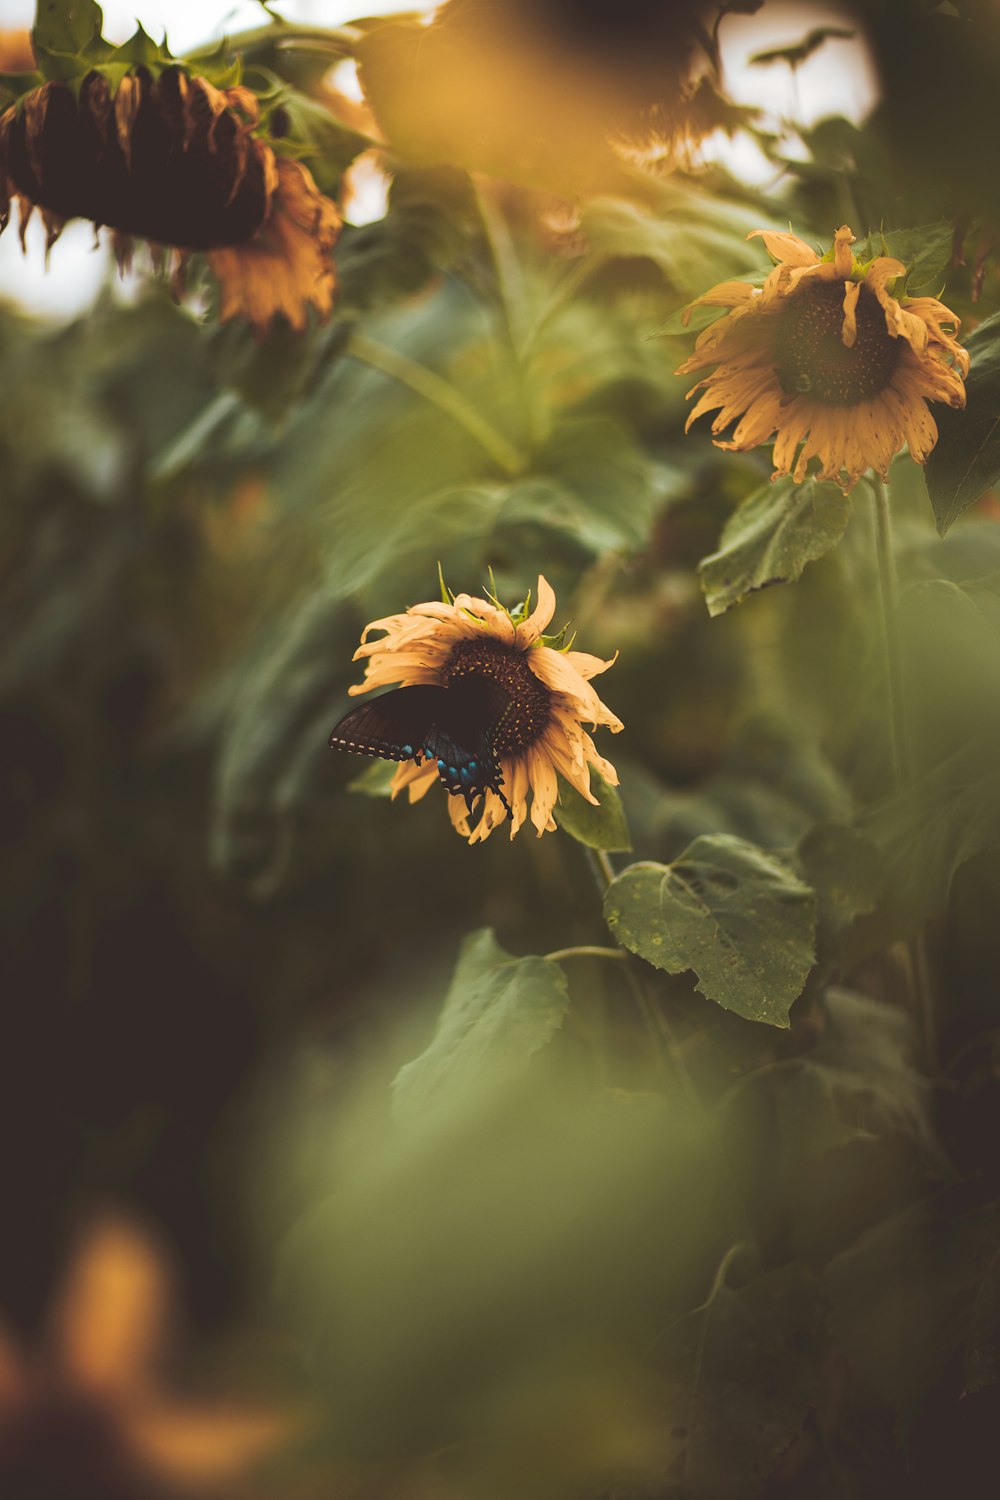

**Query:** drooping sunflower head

left=346, top=576, right=623, bottom=844
left=676, top=224, right=970, bottom=490
left=0, top=32, right=343, bottom=335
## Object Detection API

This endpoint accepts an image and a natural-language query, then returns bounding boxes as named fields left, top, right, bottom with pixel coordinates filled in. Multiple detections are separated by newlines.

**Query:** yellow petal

left=514, top=574, right=557, bottom=648
left=208, top=156, right=340, bottom=336
left=748, top=228, right=819, bottom=267
left=841, top=279, right=861, bottom=348
left=832, top=224, right=856, bottom=278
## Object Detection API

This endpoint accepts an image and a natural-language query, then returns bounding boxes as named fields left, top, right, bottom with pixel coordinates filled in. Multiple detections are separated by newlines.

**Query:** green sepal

left=0, top=70, right=43, bottom=107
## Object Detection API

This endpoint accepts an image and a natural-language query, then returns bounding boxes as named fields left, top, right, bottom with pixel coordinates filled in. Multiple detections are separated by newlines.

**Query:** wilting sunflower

left=0, top=66, right=341, bottom=334
left=676, top=224, right=970, bottom=490
left=333, top=576, right=622, bottom=844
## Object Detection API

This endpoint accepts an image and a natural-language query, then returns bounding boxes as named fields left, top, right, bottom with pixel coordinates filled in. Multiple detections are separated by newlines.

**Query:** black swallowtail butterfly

left=329, top=677, right=513, bottom=817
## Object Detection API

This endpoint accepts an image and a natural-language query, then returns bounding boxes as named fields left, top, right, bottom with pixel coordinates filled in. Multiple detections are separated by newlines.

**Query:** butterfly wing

left=422, top=677, right=512, bottom=814
left=328, top=685, right=450, bottom=763
left=329, top=678, right=513, bottom=817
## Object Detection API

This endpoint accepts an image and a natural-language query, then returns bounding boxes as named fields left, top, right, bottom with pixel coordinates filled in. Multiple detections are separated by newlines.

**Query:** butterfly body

left=330, top=679, right=513, bottom=816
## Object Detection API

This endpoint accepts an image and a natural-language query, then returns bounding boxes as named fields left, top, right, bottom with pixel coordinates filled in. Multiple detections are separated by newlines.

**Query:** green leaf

left=648, top=714, right=850, bottom=863
left=250, top=82, right=373, bottom=192
left=32, top=0, right=103, bottom=56
left=603, top=835, right=817, bottom=1027
left=797, top=821, right=883, bottom=949
left=699, top=477, right=852, bottom=617
left=347, top=759, right=397, bottom=798
left=392, top=930, right=569, bottom=1117
left=0, top=69, right=43, bottom=106
left=721, top=989, right=937, bottom=1261
left=554, top=768, right=631, bottom=852
left=878, top=221, right=954, bottom=294
left=857, top=740, right=1000, bottom=945
left=924, top=310, right=1000, bottom=534
left=824, top=1187, right=1000, bottom=1441
left=661, top=1263, right=825, bottom=1498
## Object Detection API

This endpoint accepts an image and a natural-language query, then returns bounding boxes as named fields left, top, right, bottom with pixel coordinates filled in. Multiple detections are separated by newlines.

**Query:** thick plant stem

left=346, top=333, right=525, bottom=476
left=869, top=474, right=938, bottom=1072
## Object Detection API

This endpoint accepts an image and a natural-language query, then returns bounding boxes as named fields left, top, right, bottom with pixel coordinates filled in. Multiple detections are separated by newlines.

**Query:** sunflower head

left=337, top=575, right=623, bottom=844
left=676, top=224, right=970, bottom=490
left=0, top=20, right=344, bottom=335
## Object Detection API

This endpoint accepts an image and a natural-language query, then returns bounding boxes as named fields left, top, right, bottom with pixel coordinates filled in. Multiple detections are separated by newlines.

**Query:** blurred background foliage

left=6, top=0, right=1000, bottom=1496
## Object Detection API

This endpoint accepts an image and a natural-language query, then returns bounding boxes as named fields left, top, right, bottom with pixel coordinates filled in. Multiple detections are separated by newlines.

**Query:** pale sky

left=0, top=0, right=876, bottom=317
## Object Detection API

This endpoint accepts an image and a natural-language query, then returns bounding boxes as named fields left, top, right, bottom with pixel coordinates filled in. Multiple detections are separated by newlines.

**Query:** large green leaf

left=924, top=310, right=1000, bottom=535
left=554, top=768, right=631, bottom=853
left=392, top=930, right=569, bottom=1117
left=797, top=821, right=883, bottom=957
left=721, top=988, right=938, bottom=1263
left=857, top=740, right=1000, bottom=946
left=603, top=835, right=817, bottom=1027
left=699, top=478, right=852, bottom=617
left=824, top=1187, right=1000, bottom=1441
left=660, top=1262, right=825, bottom=1498
left=645, top=714, right=850, bottom=863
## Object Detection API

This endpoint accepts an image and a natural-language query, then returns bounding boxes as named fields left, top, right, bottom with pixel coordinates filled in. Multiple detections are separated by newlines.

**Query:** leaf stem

left=869, top=471, right=938, bottom=1071
left=545, top=945, right=628, bottom=964
left=345, top=332, right=525, bottom=477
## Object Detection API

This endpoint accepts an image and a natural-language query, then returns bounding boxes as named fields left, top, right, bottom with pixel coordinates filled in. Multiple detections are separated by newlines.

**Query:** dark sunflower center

left=446, top=639, right=551, bottom=754
left=772, top=280, right=902, bottom=405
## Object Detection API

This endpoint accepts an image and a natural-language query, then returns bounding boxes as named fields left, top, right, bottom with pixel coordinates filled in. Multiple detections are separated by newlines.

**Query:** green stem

left=870, top=473, right=909, bottom=784
left=183, top=24, right=360, bottom=65
left=869, top=472, right=938, bottom=1072
left=345, top=332, right=525, bottom=477
left=474, top=175, right=528, bottom=362
left=545, top=945, right=628, bottom=964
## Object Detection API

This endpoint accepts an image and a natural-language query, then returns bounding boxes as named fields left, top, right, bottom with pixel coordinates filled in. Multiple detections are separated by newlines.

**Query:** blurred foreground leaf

left=603, top=835, right=816, bottom=1026
left=699, top=478, right=852, bottom=617
left=392, top=929, right=569, bottom=1117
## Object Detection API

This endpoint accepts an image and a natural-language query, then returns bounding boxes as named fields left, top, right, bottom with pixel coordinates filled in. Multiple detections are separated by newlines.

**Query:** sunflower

left=340, top=576, right=622, bottom=844
left=0, top=67, right=341, bottom=335
left=676, top=224, right=970, bottom=490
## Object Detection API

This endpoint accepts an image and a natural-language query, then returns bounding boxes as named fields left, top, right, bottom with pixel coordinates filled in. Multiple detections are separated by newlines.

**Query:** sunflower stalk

left=870, top=471, right=938, bottom=1073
